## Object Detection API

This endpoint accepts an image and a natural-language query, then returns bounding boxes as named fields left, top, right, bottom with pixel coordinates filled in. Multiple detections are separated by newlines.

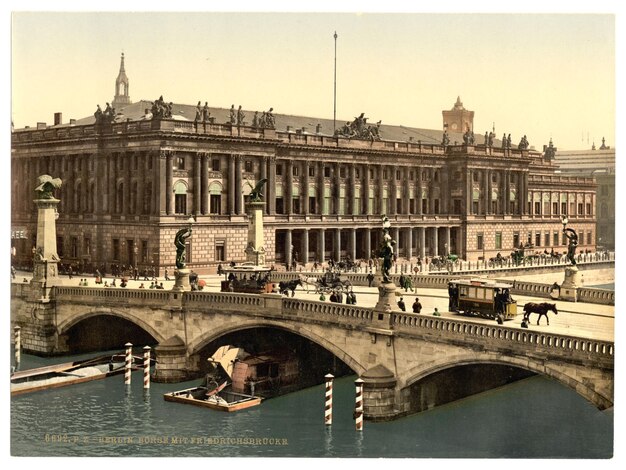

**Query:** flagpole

left=333, top=31, right=338, bottom=134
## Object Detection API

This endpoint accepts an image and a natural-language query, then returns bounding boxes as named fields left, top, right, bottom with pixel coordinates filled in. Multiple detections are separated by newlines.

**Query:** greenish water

left=10, top=351, right=613, bottom=458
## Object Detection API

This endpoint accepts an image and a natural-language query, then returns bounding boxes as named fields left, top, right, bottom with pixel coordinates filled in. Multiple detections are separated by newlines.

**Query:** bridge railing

left=391, top=312, right=614, bottom=367
left=282, top=298, right=373, bottom=326
left=183, top=291, right=265, bottom=309
left=577, top=288, right=616, bottom=305
left=54, top=286, right=172, bottom=306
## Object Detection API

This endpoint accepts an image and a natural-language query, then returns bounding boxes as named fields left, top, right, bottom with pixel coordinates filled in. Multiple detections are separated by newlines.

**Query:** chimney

left=316, top=124, right=322, bottom=134
left=54, top=112, right=62, bottom=126
left=301, top=127, right=307, bottom=133
left=37, top=122, right=46, bottom=129
left=286, top=125, right=292, bottom=132
left=70, top=119, right=76, bottom=125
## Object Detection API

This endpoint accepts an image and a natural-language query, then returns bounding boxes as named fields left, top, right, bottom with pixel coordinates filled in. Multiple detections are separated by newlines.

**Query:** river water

left=10, top=350, right=613, bottom=459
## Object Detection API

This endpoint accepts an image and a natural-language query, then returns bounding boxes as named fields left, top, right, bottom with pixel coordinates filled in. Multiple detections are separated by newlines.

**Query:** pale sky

left=9, top=4, right=617, bottom=151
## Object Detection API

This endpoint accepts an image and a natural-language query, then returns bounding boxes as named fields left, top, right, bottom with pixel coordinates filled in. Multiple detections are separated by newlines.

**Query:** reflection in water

left=11, top=352, right=613, bottom=458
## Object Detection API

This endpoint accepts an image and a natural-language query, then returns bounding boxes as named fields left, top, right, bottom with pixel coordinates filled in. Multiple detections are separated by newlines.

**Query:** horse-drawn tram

left=220, top=263, right=274, bottom=294
left=449, top=278, right=518, bottom=324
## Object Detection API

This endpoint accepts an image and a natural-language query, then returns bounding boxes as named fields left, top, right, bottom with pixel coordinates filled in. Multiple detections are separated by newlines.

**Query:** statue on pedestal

left=35, top=175, right=62, bottom=199
left=174, top=224, right=193, bottom=269
left=378, top=215, right=396, bottom=284
left=563, top=227, right=578, bottom=265
left=246, top=178, right=268, bottom=203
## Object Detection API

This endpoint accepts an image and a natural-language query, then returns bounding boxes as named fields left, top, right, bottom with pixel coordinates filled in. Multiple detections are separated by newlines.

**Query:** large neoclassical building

left=10, top=56, right=597, bottom=274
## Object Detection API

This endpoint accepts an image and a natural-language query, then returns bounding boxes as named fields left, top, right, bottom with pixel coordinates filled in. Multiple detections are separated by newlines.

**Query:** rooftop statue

left=35, top=175, right=62, bottom=199
left=246, top=178, right=268, bottom=203
left=334, top=112, right=382, bottom=141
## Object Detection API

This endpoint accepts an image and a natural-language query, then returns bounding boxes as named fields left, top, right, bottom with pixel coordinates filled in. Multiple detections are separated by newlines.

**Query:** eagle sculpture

left=246, top=178, right=268, bottom=202
left=34, top=175, right=62, bottom=199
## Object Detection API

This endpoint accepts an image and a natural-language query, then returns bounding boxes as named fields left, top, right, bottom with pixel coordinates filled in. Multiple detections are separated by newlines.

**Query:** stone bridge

left=11, top=283, right=614, bottom=420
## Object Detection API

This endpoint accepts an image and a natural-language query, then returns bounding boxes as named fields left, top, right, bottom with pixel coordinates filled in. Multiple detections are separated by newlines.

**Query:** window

left=453, top=199, right=462, bottom=214
left=561, top=202, right=567, bottom=215
left=292, top=165, right=299, bottom=177
left=339, top=167, right=346, bottom=178
left=587, top=232, right=592, bottom=245
left=84, top=238, right=91, bottom=256
left=472, top=172, right=479, bottom=182
left=543, top=202, right=550, bottom=215
left=355, top=168, right=360, bottom=179
left=577, top=203, right=583, bottom=215
left=244, top=160, right=253, bottom=173
left=276, top=197, right=284, bottom=214
left=472, top=201, right=479, bottom=214
left=276, top=164, right=283, bottom=176
left=433, top=199, right=440, bottom=214
left=495, top=232, right=502, bottom=250
left=112, top=239, right=120, bottom=261
left=586, top=203, right=592, bottom=215
left=210, top=194, right=222, bottom=214
left=212, top=159, right=220, bottom=171
left=491, top=173, right=497, bottom=183
left=409, top=170, right=414, bottom=180
left=477, top=234, right=484, bottom=251
left=569, top=202, right=575, bottom=216
left=553, top=202, right=559, bottom=215
left=176, top=156, right=185, bottom=170
left=491, top=200, right=497, bottom=213
left=513, top=232, right=520, bottom=249
left=309, top=197, right=316, bottom=213
left=369, top=168, right=374, bottom=179
left=308, top=166, right=315, bottom=177
left=544, top=232, right=550, bottom=247
left=383, top=169, right=388, bottom=179
left=534, top=201, right=541, bottom=215
left=57, top=236, right=64, bottom=257
left=423, top=198, right=429, bottom=214
left=215, top=241, right=225, bottom=262
left=142, top=240, right=148, bottom=263
left=292, top=197, right=300, bottom=214
left=433, top=170, right=439, bottom=182
left=174, top=182, right=188, bottom=214
left=324, top=166, right=331, bottom=178
left=396, top=170, right=401, bottom=180
left=553, top=232, right=559, bottom=246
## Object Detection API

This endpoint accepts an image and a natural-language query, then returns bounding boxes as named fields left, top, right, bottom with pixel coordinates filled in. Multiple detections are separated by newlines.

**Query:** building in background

left=10, top=56, right=597, bottom=274
left=552, top=139, right=614, bottom=250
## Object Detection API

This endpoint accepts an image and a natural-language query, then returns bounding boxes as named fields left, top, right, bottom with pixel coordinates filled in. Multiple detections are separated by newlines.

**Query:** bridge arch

left=57, top=308, right=167, bottom=344
left=401, top=352, right=612, bottom=410
left=187, top=318, right=365, bottom=375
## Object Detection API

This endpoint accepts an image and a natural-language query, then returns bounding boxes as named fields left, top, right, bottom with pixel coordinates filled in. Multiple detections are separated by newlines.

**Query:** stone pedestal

left=32, top=198, right=61, bottom=286
left=245, top=201, right=266, bottom=266
left=560, top=265, right=580, bottom=302
left=373, top=282, right=396, bottom=328
left=172, top=268, right=191, bottom=292
left=152, top=335, right=192, bottom=383
left=361, top=364, right=399, bottom=421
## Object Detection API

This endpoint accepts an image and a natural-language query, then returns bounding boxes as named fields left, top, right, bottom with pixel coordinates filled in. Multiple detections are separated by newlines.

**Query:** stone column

left=416, top=169, right=423, bottom=216
left=405, top=227, right=413, bottom=260
left=235, top=155, right=243, bottom=215
left=466, top=169, right=473, bottom=215
left=32, top=196, right=61, bottom=286
left=286, top=159, right=293, bottom=214
left=486, top=170, right=492, bottom=215
left=350, top=228, right=357, bottom=261
left=522, top=172, right=529, bottom=215
left=503, top=170, right=510, bottom=215
left=108, top=153, right=116, bottom=214
left=228, top=155, right=236, bottom=215
left=260, top=156, right=267, bottom=214
left=363, top=164, right=370, bottom=215
left=445, top=227, right=451, bottom=256
left=318, top=228, right=326, bottom=262
left=482, top=170, right=488, bottom=215
left=302, top=229, right=309, bottom=264
left=365, top=228, right=372, bottom=260
left=317, top=161, right=325, bottom=215
left=303, top=162, right=310, bottom=215
left=334, top=162, right=341, bottom=215
left=334, top=229, right=341, bottom=262
left=136, top=153, right=144, bottom=216
left=392, top=227, right=400, bottom=256
left=390, top=168, right=397, bottom=216
left=285, top=229, right=292, bottom=269
left=194, top=153, right=201, bottom=216
left=201, top=153, right=209, bottom=215
left=378, top=165, right=385, bottom=214
left=432, top=227, right=439, bottom=256
left=348, top=165, right=356, bottom=215
left=165, top=152, right=173, bottom=215
left=404, top=167, right=411, bottom=214
left=420, top=227, right=426, bottom=259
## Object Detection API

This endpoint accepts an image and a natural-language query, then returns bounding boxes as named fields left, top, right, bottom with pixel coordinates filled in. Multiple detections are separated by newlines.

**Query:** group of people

left=138, top=281, right=165, bottom=289
left=321, top=288, right=357, bottom=305
left=396, top=297, right=426, bottom=314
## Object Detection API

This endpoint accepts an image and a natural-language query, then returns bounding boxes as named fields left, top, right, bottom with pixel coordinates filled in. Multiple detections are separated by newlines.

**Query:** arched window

left=174, top=181, right=188, bottom=214
left=208, top=181, right=223, bottom=214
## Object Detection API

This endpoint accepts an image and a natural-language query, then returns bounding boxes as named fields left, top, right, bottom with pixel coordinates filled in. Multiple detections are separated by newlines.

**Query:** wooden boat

left=10, top=353, right=140, bottom=396
left=164, top=385, right=262, bottom=412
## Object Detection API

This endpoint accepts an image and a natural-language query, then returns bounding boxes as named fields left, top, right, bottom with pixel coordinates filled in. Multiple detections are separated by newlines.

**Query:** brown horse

left=523, top=302, right=558, bottom=325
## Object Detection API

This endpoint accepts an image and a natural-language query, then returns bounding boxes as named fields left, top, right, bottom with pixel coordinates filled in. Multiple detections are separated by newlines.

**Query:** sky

left=8, top=3, right=619, bottom=151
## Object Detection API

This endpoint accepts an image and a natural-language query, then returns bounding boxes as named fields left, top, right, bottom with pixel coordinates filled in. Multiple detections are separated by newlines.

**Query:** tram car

left=221, top=263, right=274, bottom=294
left=449, top=278, right=517, bottom=324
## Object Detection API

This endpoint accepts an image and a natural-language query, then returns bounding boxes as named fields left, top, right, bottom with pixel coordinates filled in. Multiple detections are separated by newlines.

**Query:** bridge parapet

left=282, top=298, right=373, bottom=326
left=391, top=313, right=614, bottom=368
left=54, top=286, right=173, bottom=307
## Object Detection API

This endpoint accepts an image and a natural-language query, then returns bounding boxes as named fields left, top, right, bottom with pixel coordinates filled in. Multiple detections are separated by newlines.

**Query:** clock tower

left=442, top=96, right=474, bottom=133
left=112, top=53, right=131, bottom=109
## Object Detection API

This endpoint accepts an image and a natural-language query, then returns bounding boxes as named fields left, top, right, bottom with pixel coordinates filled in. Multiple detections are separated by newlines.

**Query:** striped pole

left=14, top=326, right=21, bottom=371
left=143, top=346, right=151, bottom=390
left=324, top=373, right=334, bottom=425
left=124, top=342, right=133, bottom=385
left=355, top=378, right=364, bottom=431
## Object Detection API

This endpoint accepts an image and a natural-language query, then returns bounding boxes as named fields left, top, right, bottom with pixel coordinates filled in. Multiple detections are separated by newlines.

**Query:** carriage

left=313, top=270, right=351, bottom=294
left=449, top=278, right=517, bottom=324
left=220, top=264, right=273, bottom=294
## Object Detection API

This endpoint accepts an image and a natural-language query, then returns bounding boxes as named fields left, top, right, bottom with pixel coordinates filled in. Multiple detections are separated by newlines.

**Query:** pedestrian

left=319, top=292, right=326, bottom=301
left=68, top=266, right=73, bottom=279
left=11, top=266, right=16, bottom=279
left=367, top=271, right=375, bottom=287
left=397, top=297, right=406, bottom=312
left=165, top=268, right=170, bottom=281
left=139, top=283, right=145, bottom=288
left=433, top=307, right=441, bottom=316
left=412, top=297, right=422, bottom=314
